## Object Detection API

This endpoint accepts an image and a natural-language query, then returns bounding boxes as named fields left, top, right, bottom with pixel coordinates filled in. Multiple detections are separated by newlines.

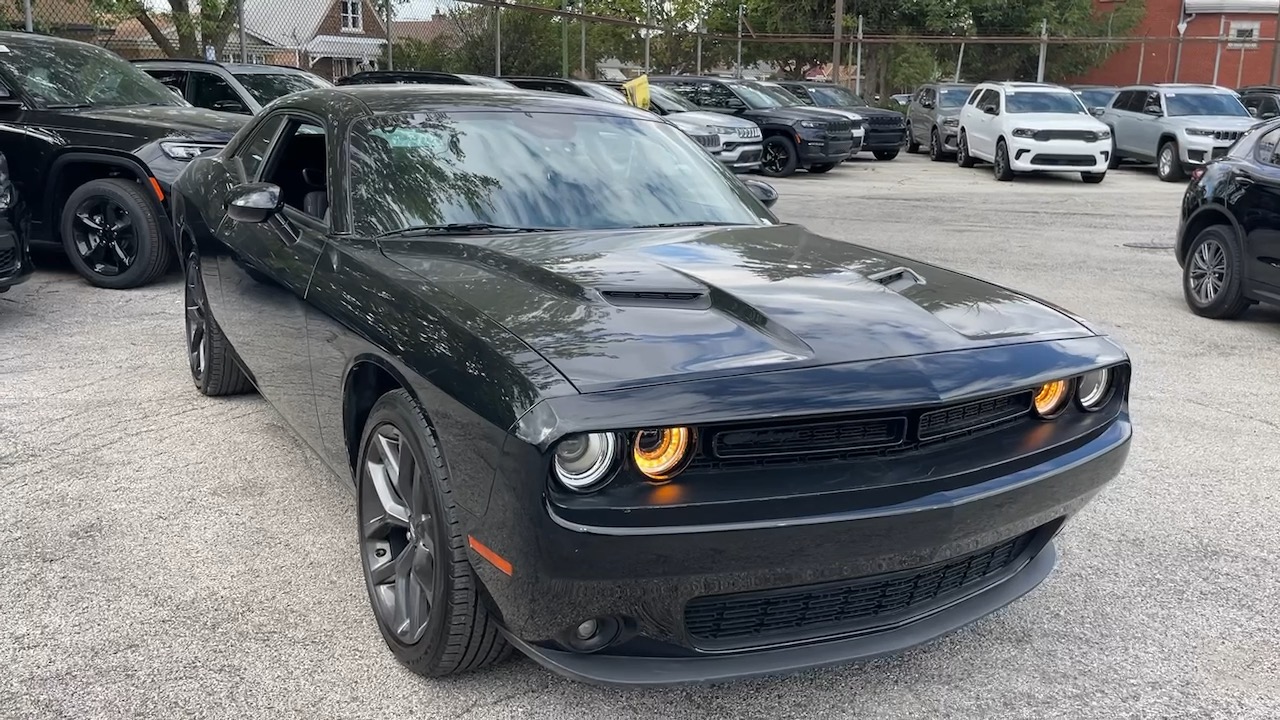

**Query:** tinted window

left=750, top=82, right=806, bottom=107
left=347, top=111, right=772, bottom=236
left=1005, top=90, right=1086, bottom=114
left=976, top=89, right=999, bottom=110
left=188, top=71, right=245, bottom=111
left=698, top=82, right=744, bottom=109
left=938, top=87, right=969, bottom=108
left=807, top=85, right=867, bottom=107
left=235, top=114, right=286, bottom=180
left=1076, top=88, right=1116, bottom=108
left=648, top=84, right=699, bottom=113
left=0, top=38, right=184, bottom=108
left=778, top=84, right=814, bottom=104
left=1165, top=91, right=1249, bottom=117
left=262, top=119, right=328, bottom=220
left=144, top=69, right=188, bottom=93
left=233, top=72, right=329, bottom=105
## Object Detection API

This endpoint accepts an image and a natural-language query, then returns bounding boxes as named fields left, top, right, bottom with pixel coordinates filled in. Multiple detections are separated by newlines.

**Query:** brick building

left=1077, top=0, right=1280, bottom=87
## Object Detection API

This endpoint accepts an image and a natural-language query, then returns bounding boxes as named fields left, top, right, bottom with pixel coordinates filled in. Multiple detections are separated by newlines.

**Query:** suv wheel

left=61, top=178, right=170, bottom=289
left=760, top=136, right=799, bottom=177
left=929, top=128, right=944, bottom=161
left=808, top=163, right=836, bottom=174
left=1183, top=225, right=1250, bottom=319
left=906, top=125, right=921, bottom=153
left=956, top=131, right=976, bottom=168
left=1158, top=140, right=1186, bottom=182
left=993, top=140, right=1014, bottom=181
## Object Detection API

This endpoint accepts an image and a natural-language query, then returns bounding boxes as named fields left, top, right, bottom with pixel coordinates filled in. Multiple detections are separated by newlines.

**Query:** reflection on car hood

left=380, top=225, right=1094, bottom=391
left=666, top=110, right=758, bottom=132
left=70, top=105, right=246, bottom=140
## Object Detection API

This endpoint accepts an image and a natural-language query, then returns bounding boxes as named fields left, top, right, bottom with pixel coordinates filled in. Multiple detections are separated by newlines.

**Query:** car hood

left=1164, top=115, right=1260, bottom=132
left=803, top=107, right=865, bottom=122
left=70, top=105, right=247, bottom=141
left=745, top=106, right=836, bottom=124
left=380, top=225, right=1094, bottom=391
left=830, top=105, right=903, bottom=121
left=667, top=110, right=758, bottom=132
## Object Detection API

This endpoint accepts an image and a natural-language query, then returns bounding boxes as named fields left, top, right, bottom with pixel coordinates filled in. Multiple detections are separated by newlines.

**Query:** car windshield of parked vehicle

left=0, top=40, right=184, bottom=108
left=938, top=88, right=971, bottom=108
left=807, top=85, right=869, bottom=107
left=649, top=84, right=699, bottom=113
left=233, top=72, right=331, bottom=105
left=724, top=81, right=789, bottom=109
left=749, top=83, right=808, bottom=108
left=1164, top=91, right=1250, bottom=117
left=458, top=74, right=517, bottom=89
left=349, top=111, right=773, bottom=236
left=1005, top=91, right=1087, bottom=114
left=1075, top=88, right=1116, bottom=108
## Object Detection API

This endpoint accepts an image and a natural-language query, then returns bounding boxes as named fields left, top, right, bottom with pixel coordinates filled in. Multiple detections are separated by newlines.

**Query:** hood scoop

left=599, top=288, right=711, bottom=309
left=868, top=266, right=925, bottom=293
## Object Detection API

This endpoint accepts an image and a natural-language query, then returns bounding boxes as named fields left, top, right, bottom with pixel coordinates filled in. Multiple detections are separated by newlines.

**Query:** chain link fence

left=6, top=0, right=1280, bottom=95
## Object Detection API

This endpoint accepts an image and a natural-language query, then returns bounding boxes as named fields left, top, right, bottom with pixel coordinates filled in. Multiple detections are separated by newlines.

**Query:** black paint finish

left=173, top=84, right=1132, bottom=686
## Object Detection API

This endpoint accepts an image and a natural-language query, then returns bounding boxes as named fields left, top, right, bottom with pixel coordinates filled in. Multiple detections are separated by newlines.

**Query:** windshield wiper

left=377, top=222, right=560, bottom=238
left=629, top=221, right=749, bottom=229
left=45, top=103, right=92, bottom=109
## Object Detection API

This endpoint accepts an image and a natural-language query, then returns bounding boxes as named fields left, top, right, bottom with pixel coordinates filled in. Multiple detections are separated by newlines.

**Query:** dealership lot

left=3, top=153, right=1279, bottom=719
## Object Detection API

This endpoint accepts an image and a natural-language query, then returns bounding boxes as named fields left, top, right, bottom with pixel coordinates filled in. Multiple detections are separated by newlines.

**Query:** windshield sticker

left=0, top=46, right=10, bottom=53
left=371, top=127, right=447, bottom=152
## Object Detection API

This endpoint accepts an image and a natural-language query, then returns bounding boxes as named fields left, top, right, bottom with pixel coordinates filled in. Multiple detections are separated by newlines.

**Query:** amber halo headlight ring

left=1075, top=367, right=1114, bottom=411
left=1032, top=378, right=1073, bottom=419
left=631, top=427, right=696, bottom=482
left=552, top=432, right=620, bottom=492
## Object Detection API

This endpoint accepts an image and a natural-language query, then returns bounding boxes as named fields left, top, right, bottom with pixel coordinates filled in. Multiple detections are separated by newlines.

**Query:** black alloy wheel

left=184, top=252, right=253, bottom=396
left=906, top=124, right=921, bottom=153
left=993, top=140, right=1014, bottom=181
left=760, top=136, right=799, bottom=177
left=929, top=128, right=944, bottom=161
left=1183, top=226, right=1250, bottom=319
left=185, top=259, right=208, bottom=386
left=60, top=178, right=170, bottom=289
left=956, top=131, right=976, bottom=168
left=356, top=389, right=510, bottom=677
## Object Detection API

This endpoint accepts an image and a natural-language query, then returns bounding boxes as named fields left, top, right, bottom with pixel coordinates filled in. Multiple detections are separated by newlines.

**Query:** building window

left=1229, top=21, right=1260, bottom=50
left=341, top=0, right=362, bottom=31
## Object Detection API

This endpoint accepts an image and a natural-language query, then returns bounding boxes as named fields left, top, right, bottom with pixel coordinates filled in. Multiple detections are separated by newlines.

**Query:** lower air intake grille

left=713, top=416, right=906, bottom=458
left=918, top=391, right=1032, bottom=441
left=0, top=247, right=14, bottom=274
left=684, top=531, right=1035, bottom=646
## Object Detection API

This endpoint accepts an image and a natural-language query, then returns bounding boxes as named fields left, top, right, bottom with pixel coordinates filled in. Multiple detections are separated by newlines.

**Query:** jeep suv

left=0, top=32, right=247, bottom=288
left=601, top=81, right=765, bottom=173
left=1098, top=83, right=1258, bottom=181
left=134, top=59, right=331, bottom=115
left=905, top=82, right=974, bottom=160
left=771, top=80, right=908, bottom=160
left=0, top=151, right=30, bottom=293
left=649, top=75, right=856, bottom=177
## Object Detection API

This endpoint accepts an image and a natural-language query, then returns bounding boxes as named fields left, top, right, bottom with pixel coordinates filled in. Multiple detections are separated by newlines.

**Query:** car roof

left=1238, top=85, right=1280, bottom=93
left=274, top=84, right=658, bottom=120
left=132, top=58, right=314, bottom=75
left=1120, top=83, right=1231, bottom=92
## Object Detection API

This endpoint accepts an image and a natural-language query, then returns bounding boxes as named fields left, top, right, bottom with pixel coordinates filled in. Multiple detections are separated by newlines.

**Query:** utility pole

left=494, top=1, right=502, bottom=76
left=832, top=0, right=844, bottom=83
left=854, top=15, right=863, bottom=96
left=22, top=0, right=30, bottom=32
left=1213, top=15, right=1225, bottom=84
left=956, top=42, right=965, bottom=81
left=580, top=0, right=587, bottom=79
left=696, top=20, right=704, bottom=75
left=382, top=0, right=392, bottom=70
left=239, top=0, right=247, bottom=62
left=1175, top=16, right=1188, bottom=82
left=562, top=0, right=569, bottom=78
left=736, top=4, right=744, bottom=78
left=1272, top=2, right=1280, bottom=84
left=1036, top=18, right=1047, bottom=82
left=643, top=0, right=651, bottom=72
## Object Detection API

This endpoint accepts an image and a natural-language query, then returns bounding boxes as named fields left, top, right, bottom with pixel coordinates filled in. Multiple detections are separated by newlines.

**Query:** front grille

left=691, top=133, right=721, bottom=149
left=1214, top=130, right=1242, bottom=142
left=849, top=118, right=865, bottom=130
left=0, top=247, right=13, bottom=274
left=867, top=115, right=903, bottom=127
left=1029, top=153, right=1096, bottom=167
left=691, top=390, right=1031, bottom=470
left=684, top=530, right=1036, bottom=647
left=824, top=119, right=853, bottom=133
left=1032, top=129, right=1098, bottom=142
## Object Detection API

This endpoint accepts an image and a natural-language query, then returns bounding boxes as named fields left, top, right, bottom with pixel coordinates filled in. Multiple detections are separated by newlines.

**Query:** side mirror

left=227, top=182, right=282, bottom=223
left=921, top=99, right=934, bottom=110
left=213, top=99, right=248, bottom=114
left=1090, top=106, right=1105, bottom=117
left=982, top=104, right=998, bottom=115
left=1248, top=106, right=1259, bottom=117
left=742, top=178, right=778, bottom=208
left=1143, top=104, right=1163, bottom=116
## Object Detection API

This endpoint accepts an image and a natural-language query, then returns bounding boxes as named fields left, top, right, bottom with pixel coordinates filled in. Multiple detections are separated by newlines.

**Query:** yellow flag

left=623, top=74, right=650, bottom=110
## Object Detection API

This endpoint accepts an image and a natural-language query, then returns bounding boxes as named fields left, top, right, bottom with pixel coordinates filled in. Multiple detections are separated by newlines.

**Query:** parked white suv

left=956, top=81, right=1113, bottom=183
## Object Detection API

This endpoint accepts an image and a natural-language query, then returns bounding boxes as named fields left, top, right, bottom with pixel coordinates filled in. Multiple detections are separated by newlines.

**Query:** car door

left=215, top=112, right=329, bottom=446
left=970, top=89, right=1000, bottom=158
left=1132, top=90, right=1165, bottom=159
left=188, top=69, right=251, bottom=114
left=909, top=87, right=932, bottom=144
left=1107, top=91, right=1138, bottom=153
left=1230, top=125, right=1280, bottom=290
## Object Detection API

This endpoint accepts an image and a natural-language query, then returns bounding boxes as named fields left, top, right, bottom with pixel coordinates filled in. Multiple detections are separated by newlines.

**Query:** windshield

left=459, top=74, right=517, bottom=88
left=0, top=39, right=184, bottom=108
left=234, top=72, right=330, bottom=105
left=1165, top=91, right=1250, bottom=117
left=349, top=111, right=772, bottom=236
left=749, top=83, right=806, bottom=108
left=1075, top=88, right=1116, bottom=108
left=1005, top=91, right=1087, bottom=114
left=724, top=82, right=787, bottom=109
left=808, top=85, right=867, bottom=107
left=649, top=84, right=699, bottom=113
left=938, top=88, right=971, bottom=108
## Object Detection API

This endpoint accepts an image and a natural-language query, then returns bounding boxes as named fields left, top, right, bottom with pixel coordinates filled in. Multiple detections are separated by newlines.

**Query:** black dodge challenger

left=171, top=85, right=1132, bottom=686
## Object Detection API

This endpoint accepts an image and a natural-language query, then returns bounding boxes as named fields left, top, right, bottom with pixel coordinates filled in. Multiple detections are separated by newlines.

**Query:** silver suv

left=1097, top=83, right=1258, bottom=181
left=905, top=83, right=974, bottom=161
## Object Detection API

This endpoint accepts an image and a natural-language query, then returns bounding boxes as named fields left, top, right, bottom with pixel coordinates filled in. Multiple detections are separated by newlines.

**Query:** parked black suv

left=1236, top=85, right=1280, bottom=120
left=0, top=32, right=246, bottom=288
left=648, top=75, right=856, bottom=177
left=0, top=151, right=31, bottom=293
left=772, top=80, right=908, bottom=160
left=337, top=70, right=516, bottom=89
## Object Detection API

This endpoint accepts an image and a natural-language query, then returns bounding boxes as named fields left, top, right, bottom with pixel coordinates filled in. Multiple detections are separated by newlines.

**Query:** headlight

left=708, top=125, right=737, bottom=134
left=942, top=117, right=959, bottom=128
left=1011, top=128, right=1037, bottom=138
left=632, top=427, right=695, bottom=482
left=1032, top=379, right=1071, bottom=418
left=799, top=120, right=827, bottom=130
left=1076, top=368, right=1112, bottom=411
left=160, top=141, right=223, bottom=160
left=552, top=432, right=619, bottom=491
left=0, top=152, right=11, bottom=212
left=1185, top=128, right=1215, bottom=137
left=1097, top=129, right=1112, bottom=140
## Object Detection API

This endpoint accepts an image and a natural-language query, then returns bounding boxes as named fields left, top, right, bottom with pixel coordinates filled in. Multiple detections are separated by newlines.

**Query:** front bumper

left=1179, top=135, right=1235, bottom=165
left=1007, top=137, right=1109, bottom=173
left=471, top=342, right=1132, bottom=686
left=940, top=125, right=960, bottom=152
left=796, top=133, right=855, bottom=164
left=0, top=213, right=32, bottom=292
left=715, top=141, right=764, bottom=172
left=862, top=125, right=908, bottom=151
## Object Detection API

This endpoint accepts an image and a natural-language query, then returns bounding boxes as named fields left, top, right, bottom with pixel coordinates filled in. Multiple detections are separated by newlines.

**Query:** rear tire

left=184, top=252, right=254, bottom=397
left=807, top=163, right=836, bottom=174
left=1182, top=225, right=1250, bottom=319
left=357, top=389, right=513, bottom=678
left=956, top=131, right=976, bottom=168
left=873, top=148, right=900, bottom=161
left=1081, top=171, right=1106, bottom=184
left=1158, top=140, right=1186, bottom=182
left=993, top=139, right=1014, bottom=181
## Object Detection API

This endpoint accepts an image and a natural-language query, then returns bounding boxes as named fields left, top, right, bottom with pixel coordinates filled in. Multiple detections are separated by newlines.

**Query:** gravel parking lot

left=3, top=153, right=1279, bottom=720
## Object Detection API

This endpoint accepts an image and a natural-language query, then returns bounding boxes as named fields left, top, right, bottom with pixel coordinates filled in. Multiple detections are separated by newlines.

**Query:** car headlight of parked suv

left=1011, top=128, right=1037, bottom=138
left=160, top=141, right=225, bottom=161
left=798, top=120, right=827, bottom=130
left=1184, top=128, right=1215, bottom=137
left=1097, top=129, right=1112, bottom=140
left=941, top=117, right=959, bottom=128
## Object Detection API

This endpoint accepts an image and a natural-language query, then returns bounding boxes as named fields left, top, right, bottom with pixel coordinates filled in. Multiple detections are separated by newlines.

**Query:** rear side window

left=1252, top=124, right=1280, bottom=164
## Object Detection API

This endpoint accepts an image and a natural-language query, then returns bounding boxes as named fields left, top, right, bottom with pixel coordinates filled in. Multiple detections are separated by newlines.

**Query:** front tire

left=1183, top=225, right=1250, bottom=319
left=1158, top=140, right=1186, bottom=182
left=873, top=148, right=900, bottom=161
left=807, top=162, right=836, bottom=174
left=357, top=389, right=511, bottom=678
left=61, top=178, right=170, bottom=289
left=956, top=131, right=976, bottom=168
left=906, top=125, right=921, bottom=153
left=1081, top=171, right=1106, bottom=184
left=760, top=136, right=799, bottom=177
left=929, top=128, right=945, bottom=161
left=184, top=252, right=254, bottom=397
left=993, top=139, right=1014, bottom=181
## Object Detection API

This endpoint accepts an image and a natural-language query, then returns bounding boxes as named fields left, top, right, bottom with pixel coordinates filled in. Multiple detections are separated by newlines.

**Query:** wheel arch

left=342, top=354, right=432, bottom=475
left=1158, top=132, right=1179, bottom=153
left=1179, top=204, right=1242, bottom=266
left=46, top=151, right=171, bottom=245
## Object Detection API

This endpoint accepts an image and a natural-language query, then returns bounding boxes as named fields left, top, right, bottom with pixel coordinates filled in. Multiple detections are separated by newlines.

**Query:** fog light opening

left=564, top=616, right=622, bottom=653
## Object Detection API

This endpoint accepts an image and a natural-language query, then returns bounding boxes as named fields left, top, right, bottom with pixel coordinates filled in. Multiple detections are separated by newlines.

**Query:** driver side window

left=701, top=83, right=742, bottom=109
left=259, top=118, right=329, bottom=225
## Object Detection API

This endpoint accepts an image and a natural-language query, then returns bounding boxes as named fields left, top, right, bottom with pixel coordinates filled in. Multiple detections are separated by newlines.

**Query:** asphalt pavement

left=2, top=153, right=1278, bottom=719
